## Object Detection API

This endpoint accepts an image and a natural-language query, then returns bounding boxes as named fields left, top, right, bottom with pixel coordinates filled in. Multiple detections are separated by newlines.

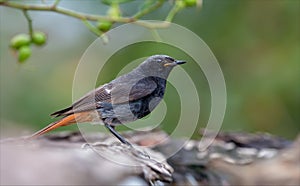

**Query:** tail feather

left=50, top=106, right=73, bottom=117
left=28, top=114, right=77, bottom=139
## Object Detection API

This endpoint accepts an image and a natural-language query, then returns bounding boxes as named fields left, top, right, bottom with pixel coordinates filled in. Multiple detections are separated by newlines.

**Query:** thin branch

left=0, top=1, right=183, bottom=29
left=165, top=3, right=182, bottom=22
left=133, top=0, right=165, bottom=19
left=134, top=20, right=170, bottom=29
left=82, top=19, right=102, bottom=36
left=1, top=1, right=131, bottom=22
left=151, top=29, right=162, bottom=42
left=52, top=0, right=61, bottom=8
left=23, top=10, right=33, bottom=39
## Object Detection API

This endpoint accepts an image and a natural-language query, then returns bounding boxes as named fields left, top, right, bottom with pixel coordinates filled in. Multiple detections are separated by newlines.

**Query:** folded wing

left=50, top=77, right=158, bottom=117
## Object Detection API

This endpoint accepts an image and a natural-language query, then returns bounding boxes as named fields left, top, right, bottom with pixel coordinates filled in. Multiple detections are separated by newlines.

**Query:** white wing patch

left=105, top=87, right=111, bottom=94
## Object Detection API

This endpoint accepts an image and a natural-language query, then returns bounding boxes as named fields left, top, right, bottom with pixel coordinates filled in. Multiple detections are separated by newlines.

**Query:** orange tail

left=28, top=114, right=77, bottom=139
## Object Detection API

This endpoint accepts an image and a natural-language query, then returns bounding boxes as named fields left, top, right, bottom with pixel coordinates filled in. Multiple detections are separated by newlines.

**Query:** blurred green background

left=0, top=0, right=299, bottom=139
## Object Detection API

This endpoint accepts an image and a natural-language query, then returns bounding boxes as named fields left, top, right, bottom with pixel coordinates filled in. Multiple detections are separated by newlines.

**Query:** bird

left=29, top=55, right=186, bottom=145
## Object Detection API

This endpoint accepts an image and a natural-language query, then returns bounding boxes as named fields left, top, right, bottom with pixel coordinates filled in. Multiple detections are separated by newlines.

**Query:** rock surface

left=1, top=129, right=299, bottom=185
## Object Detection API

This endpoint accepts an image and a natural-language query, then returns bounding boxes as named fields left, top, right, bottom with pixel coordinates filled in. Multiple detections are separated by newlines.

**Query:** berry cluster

left=10, top=31, right=47, bottom=63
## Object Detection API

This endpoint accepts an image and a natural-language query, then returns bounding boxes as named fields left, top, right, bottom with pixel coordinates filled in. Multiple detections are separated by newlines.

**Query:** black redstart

left=30, top=55, right=186, bottom=145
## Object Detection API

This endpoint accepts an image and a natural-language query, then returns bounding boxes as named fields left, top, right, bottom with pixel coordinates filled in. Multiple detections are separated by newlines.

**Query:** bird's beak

left=175, top=60, right=186, bottom=65
left=164, top=60, right=186, bottom=67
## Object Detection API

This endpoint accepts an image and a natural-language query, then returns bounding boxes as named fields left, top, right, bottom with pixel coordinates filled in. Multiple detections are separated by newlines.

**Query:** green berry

left=32, top=31, right=47, bottom=46
left=184, top=0, right=197, bottom=7
left=10, top=34, right=31, bottom=49
left=176, top=0, right=186, bottom=9
left=97, top=21, right=113, bottom=32
left=18, top=46, right=31, bottom=63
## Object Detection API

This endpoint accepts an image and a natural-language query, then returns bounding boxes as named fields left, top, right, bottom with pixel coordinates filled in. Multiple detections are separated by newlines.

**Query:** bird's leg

left=104, top=123, right=132, bottom=147
left=104, top=121, right=150, bottom=159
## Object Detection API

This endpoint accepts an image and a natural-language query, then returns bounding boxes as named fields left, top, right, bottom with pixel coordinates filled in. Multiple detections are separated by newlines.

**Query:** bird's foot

left=81, top=143, right=92, bottom=149
left=81, top=141, right=150, bottom=159
left=130, top=146, right=151, bottom=159
left=81, top=142, right=109, bottom=149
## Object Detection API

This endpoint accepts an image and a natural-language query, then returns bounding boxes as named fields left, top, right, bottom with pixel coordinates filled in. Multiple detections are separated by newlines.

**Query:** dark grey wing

left=50, top=78, right=158, bottom=117
left=72, top=83, right=113, bottom=107
left=110, top=77, right=158, bottom=104
left=50, top=83, right=113, bottom=117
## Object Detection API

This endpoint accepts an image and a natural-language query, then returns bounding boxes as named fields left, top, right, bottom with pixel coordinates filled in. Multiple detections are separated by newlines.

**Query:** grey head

left=134, top=55, right=186, bottom=79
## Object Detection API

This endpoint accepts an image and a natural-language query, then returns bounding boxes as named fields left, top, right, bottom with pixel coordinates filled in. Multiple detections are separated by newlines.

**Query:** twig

left=133, top=0, right=165, bottom=19
left=165, top=2, right=183, bottom=22
left=82, top=19, right=102, bottom=36
left=0, top=1, right=178, bottom=29
left=151, top=29, right=162, bottom=42
left=23, top=10, right=33, bottom=39
left=52, top=0, right=61, bottom=8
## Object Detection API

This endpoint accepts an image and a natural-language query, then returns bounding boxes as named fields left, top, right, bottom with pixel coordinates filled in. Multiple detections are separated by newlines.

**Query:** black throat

left=129, top=76, right=167, bottom=119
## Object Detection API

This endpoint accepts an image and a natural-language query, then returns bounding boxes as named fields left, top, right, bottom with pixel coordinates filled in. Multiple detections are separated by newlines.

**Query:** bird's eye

left=165, top=56, right=175, bottom=62
left=157, top=59, right=163, bottom=63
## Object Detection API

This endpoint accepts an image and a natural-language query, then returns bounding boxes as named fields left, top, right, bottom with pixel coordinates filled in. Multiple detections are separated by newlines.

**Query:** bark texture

left=1, top=129, right=299, bottom=185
